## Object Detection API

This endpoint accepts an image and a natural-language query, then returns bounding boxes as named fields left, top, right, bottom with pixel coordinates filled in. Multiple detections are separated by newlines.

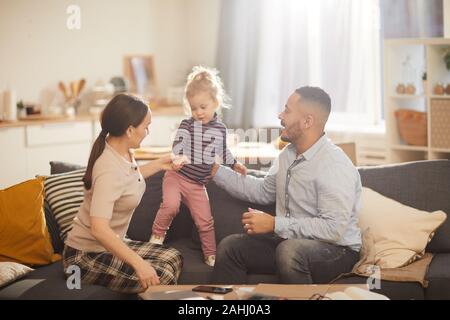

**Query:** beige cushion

left=0, top=262, right=34, bottom=288
left=359, top=187, right=447, bottom=268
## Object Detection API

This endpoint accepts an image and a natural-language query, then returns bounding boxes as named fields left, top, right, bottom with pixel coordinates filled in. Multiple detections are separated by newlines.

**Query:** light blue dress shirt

left=213, top=134, right=362, bottom=251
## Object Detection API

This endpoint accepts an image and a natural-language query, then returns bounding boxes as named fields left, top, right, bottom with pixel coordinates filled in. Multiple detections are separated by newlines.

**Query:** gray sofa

left=1, top=160, right=449, bottom=300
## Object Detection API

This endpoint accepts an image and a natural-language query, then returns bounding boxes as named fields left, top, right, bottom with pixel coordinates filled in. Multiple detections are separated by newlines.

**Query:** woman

left=63, top=93, right=184, bottom=293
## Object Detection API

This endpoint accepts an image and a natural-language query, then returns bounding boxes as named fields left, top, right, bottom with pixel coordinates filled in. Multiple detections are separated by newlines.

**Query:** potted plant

left=16, top=100, right=26, bottom=118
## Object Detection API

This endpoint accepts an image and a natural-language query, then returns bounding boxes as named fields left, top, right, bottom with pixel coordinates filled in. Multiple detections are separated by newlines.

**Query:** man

left=210, top=86, right=362, bottom=284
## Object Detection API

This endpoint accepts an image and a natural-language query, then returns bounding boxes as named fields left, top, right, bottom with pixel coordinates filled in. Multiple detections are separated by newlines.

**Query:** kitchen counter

left=0, top=105, right=184, bottom=129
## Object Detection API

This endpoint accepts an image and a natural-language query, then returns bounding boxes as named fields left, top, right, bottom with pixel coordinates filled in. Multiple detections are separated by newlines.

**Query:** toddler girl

left=150, top=66, right=246, bottom=266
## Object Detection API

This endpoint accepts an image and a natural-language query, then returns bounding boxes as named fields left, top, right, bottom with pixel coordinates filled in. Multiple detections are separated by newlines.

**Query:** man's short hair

left=295, top=86, right=331, bottom=117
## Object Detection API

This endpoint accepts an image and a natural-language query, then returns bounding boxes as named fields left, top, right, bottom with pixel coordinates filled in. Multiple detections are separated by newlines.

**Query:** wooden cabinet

left=0, top=127, right=28, bottom=188
left=24, top=122, right=93, bottom=178
left=0, top=122, right=93, bottom=188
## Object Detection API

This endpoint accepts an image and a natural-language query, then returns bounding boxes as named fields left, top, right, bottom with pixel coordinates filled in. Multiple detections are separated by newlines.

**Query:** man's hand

left=233, top=162, right=247, bottom=176
left=242, top=208, right=275, bottom=234
left=210, top=163, right=220, bottom=177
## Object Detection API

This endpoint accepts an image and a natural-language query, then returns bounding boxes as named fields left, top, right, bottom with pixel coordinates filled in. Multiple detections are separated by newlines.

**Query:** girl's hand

left=233, top=162, right=247, bottom=176
left=158, top=154, right=189, bottom=171
left=171, top=154, right=190, bottom=171
left=134, top=260, right=160, bottom=290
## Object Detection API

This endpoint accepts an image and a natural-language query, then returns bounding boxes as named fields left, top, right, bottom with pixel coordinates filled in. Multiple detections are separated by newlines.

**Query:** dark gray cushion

left=44, top=199, right=64, bottom=254
left=333, top=275, right=425, bottom=300
left=169, top=237, right=279, bottom=285
left=127, top=171, right=194, bottom=243
left=191, top=170, right=276, bottom=246
left=247, top=274, right=278, bottom=285
left=49, top=161, right=84, bottom=175
left=425, top=253, right=450, bottom=300
left=358, top=160, right=450, bottom=253
left=169, top=238, right=213, bottom=284
left=0, top=261, right=134, bottom=300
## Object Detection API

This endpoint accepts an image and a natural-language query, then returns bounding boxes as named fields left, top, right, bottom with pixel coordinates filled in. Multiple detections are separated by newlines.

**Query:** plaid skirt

left=62, top=239, right=183, bottom=293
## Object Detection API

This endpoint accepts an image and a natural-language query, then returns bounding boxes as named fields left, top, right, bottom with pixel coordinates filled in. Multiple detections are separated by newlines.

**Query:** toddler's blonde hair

left=183, top=66, right=230, bottom=115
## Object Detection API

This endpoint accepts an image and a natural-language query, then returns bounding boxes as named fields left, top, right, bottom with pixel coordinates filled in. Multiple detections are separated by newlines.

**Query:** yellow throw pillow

left=359, top=187, right=447, bottom=268
left=0, top=177, right=61, bottom=266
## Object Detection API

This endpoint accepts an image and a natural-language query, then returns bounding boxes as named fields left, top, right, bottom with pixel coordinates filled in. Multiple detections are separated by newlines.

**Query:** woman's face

left=129, top=110, right=152, bottom=148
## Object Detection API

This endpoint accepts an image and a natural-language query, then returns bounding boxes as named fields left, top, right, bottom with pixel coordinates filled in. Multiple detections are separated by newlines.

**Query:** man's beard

left=280, top=123, right=304, bottom=143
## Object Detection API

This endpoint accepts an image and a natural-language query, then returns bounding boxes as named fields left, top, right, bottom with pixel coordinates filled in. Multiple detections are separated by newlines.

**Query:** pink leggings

left=152, top=171, right=216, bottom=257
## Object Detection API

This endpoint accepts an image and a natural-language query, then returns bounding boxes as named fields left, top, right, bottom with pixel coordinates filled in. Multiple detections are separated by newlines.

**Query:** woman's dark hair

left=83, top=94, right=149, bottom=190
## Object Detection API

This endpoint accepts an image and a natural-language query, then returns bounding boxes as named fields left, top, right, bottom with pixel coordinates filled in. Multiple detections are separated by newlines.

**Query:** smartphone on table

left=192, top=285, right=233, bottom=294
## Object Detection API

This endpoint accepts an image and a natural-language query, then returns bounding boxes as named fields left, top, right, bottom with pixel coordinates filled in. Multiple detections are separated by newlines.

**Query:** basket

left=394, top=109, right=427, bottom=146
left=430, top=99, right=450, bottom=149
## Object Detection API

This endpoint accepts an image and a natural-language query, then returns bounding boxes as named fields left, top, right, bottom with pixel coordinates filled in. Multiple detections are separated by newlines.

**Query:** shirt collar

left=287, top=133, right=328, bottom=162
left=188, top=113, right=218, bottom=125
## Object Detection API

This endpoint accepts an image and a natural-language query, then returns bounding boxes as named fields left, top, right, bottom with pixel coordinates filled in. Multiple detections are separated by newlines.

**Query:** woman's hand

left=134, top=259, right=160, bottom=290
left=158, top=154, right=190, bottom=171
left=233, top=162, right=247, bottom=176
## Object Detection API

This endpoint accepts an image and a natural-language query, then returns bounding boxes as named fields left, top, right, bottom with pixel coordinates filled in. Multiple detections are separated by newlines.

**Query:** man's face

left=278, top=93, right=308, bottom=143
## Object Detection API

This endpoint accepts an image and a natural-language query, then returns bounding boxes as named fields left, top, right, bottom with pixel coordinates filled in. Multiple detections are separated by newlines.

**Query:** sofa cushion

left=205, top=180, right=275, bottom=241
left=169, top=238, right=213, bottom=284
left=49, top=161, right=84, bottom=175
left=358, top=187, right=446, bottom=268
left=0, top=177, right=61, bottom=266
left=425, top=253, right=450, bottom=300
left=0, top=261, right=134, bottom=300
left=191, top=170, right=276, bottom=245
left=170, top=237, right=280, bottom=285
left=44, top=199, right=64, bottom=254
left=333, top=275, right=425, bottom=300
left=358, top=160, right=450, bottom=253
left=43, top=169, right=85, bottom=241
left=127, top=171, right=194, bottom=242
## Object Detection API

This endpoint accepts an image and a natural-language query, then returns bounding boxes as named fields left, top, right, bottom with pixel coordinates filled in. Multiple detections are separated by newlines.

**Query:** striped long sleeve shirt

left=172, top=114, right=236, bottom=185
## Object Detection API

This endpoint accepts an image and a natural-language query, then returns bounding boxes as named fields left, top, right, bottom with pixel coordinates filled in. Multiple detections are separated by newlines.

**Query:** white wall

left=0, top=0, right=221, bottom=109
left=185, top=0, right=221, bottom=72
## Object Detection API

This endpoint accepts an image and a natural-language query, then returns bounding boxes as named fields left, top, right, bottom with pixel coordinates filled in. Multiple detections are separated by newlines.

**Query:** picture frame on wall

left=123, top=55, right=159, bottom=98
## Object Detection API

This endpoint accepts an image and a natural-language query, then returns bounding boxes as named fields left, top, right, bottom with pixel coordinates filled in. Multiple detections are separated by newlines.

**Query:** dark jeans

left=211, top=234, right=359, bottom=284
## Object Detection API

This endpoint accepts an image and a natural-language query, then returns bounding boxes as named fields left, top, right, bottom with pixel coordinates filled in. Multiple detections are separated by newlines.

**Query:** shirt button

left=138, top=178, right=141, bottom=182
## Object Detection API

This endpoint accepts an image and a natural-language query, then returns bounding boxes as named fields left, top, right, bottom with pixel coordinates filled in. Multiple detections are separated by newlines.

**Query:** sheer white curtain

left=218, top=0, right=381, bottom=129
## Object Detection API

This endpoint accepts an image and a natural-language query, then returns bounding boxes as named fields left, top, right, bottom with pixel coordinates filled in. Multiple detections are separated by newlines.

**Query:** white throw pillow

left=0, top=262, right=34, bottom=288
left=359, top=187, right=447, bottom=268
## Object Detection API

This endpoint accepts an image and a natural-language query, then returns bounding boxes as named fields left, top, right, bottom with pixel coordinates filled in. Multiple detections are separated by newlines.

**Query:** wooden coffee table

left=139, top=283, right=369, bottom=300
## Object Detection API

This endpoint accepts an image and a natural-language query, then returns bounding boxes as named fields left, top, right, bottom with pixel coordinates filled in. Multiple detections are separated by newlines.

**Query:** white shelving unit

left=384, top=38, right=450, bottom=163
